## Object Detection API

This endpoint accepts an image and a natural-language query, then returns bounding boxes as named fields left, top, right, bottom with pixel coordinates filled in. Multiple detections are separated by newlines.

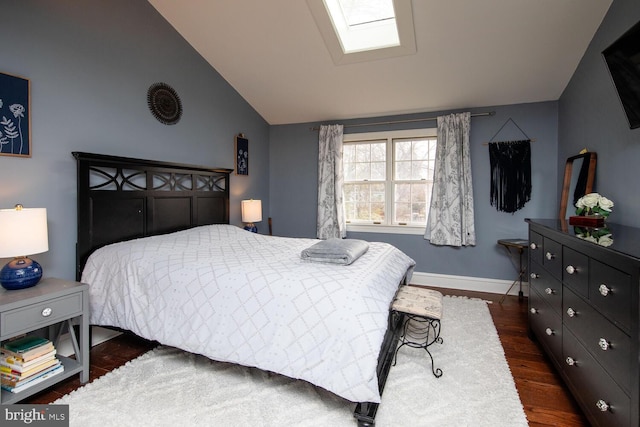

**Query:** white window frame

left=343, top=127, right=437, bottom=235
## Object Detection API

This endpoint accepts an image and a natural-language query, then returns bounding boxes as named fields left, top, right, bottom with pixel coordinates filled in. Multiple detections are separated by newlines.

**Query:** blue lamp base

left=0, top=257, right=43, bottom=290
left=243, top=223, right=258, bottom=233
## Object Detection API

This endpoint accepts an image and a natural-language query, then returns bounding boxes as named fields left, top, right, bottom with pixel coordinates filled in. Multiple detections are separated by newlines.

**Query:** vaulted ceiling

left=148, top=0, right=612, bottom=125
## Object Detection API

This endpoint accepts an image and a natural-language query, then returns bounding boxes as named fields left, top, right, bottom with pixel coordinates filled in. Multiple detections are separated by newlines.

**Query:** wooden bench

left=391, top=286, right=443, bottom=378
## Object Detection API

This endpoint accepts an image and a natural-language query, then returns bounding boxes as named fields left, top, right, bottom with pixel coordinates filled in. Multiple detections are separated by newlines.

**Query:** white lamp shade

left=241, top=199, right=262, bottom=223
left=0, top=207, right=49, bottom=258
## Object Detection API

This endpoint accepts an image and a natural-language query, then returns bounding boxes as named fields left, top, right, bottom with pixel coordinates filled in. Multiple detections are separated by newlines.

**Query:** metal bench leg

left=393, top=313, right=443, bottom=378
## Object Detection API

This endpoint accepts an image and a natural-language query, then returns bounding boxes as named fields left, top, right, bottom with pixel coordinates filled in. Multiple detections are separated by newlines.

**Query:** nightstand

left=0, top=278, right=89, bottom=404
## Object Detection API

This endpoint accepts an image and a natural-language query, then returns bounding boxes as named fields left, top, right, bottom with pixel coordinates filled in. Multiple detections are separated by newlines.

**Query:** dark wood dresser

left=526, top=219, right=639, bottom=427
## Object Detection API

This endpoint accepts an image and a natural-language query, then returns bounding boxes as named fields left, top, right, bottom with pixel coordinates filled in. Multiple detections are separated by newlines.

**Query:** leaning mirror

left=559, top=152, right=597, bottom=219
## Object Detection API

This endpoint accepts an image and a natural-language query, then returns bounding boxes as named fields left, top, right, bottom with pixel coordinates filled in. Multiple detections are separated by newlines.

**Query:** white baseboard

left=56, top=326, right=122, bottom=357
left=410, top=271, right=529, bottom=297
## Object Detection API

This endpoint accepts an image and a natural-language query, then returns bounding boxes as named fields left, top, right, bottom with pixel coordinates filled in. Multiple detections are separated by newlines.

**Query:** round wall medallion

left=147, top=82, right=182, bottom=125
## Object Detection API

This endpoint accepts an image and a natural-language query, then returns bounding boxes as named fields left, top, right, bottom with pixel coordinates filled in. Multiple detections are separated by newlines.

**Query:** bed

left=74, top=152, right=416, bottom=426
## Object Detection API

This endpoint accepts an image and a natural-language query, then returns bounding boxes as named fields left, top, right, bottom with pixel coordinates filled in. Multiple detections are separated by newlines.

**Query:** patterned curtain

left=424, top=112, right=476, bottom=246
left=316, top=124, right=346, bottom=239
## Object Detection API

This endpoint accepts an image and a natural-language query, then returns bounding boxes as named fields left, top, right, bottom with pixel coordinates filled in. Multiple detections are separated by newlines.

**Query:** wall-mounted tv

left=602, top=20, right=640, bottom=129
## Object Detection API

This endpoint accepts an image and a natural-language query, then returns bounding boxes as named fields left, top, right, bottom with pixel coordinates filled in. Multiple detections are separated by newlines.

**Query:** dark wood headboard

left=74, top=152, right=232, bottom=280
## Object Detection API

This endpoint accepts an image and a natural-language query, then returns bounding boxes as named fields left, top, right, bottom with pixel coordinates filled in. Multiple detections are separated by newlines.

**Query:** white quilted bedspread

left=82, top=225, right=415, bottom=403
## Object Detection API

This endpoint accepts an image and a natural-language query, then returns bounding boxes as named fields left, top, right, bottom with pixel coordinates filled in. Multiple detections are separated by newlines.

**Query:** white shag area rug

left=54, top=296, right=528, bottom=427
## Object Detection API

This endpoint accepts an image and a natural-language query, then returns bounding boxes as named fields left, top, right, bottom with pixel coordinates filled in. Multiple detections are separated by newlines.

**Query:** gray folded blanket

left=300, top=238, right=369, bottom=265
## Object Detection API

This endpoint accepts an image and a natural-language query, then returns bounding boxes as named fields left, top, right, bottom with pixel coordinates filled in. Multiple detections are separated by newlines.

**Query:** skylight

left=307, top=0, right=416, bottom=65
left=324, top=0, right=400, bottom=53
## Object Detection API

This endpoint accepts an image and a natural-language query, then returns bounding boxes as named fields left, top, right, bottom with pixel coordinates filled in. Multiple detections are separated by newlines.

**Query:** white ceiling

left=147, top=0, right=612, bottom=125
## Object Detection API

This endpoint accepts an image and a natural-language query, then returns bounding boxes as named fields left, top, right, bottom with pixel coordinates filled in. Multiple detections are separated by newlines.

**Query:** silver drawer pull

left=565, top=265, right=576, bottom=275
left=545, top=327, right=554, bottom=336
left=566, top=307, right=576, bottom=317
left=545, top=252, right=555, bottom=260
left=565, top=356, right=576, bottom=366
left=530, top=308, right=538, bottom=314
left=41, top=307, right=53, bottom=317
left=596, top=399, right=609, bottom=412
left=545, top=287, right=554, bottom=295
left=530, top=242, right=538, bottom=250
left=530, top=272, right=539, bottom=279
left=599, top=284, right=611, bottom=297
left=598, top=338, right=610, bottom=351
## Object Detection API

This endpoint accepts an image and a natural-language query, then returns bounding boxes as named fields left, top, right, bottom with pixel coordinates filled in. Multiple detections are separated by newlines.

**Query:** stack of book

left=0, top=335, right=64, bottom=394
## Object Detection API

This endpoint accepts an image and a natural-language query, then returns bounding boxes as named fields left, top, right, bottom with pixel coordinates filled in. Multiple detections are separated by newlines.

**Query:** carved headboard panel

left=74, top=152, right=232, bottom=279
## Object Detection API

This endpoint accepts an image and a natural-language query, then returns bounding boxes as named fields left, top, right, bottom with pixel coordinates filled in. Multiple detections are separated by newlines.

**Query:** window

left=343, top=128, right=437, bottom=234
left=306, top=0, right=416, bottom=65
left=323, top=0, right=400, bottom=53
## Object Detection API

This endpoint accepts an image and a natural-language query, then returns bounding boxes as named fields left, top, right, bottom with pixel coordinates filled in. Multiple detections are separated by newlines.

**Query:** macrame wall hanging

left=486, top=118, right=534, bottom=213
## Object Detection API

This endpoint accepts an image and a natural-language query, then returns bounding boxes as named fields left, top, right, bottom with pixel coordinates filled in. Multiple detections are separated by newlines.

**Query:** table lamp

left=0, top=204, right=49, bottom=290
left=241, top=199, right=262, bottom=233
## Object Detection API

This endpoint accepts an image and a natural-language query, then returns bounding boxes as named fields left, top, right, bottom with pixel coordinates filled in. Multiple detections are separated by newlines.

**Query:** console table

left=526, top=219, right=639, bottom=426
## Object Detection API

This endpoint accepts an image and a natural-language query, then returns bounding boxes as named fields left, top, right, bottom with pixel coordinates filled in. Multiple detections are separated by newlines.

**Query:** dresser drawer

left=529, top=289, right=563, bottom=363
left=563, top=328, right=630, bottom=427
left=564, top=287, right=631, bottom=394
left=0, top=292, right=84, bottom=337
left=542, top=237, right=562, bottom=279
left=529, top=230, right=544, bottom=265
left=530, top=260, right=562, bottom=315
left=590, top=259, right=631, bottom=332
left=563, top=246, right=589, bottom=298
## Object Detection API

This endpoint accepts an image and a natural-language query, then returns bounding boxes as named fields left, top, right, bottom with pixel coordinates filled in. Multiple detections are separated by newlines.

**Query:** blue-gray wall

left=4, top=0, right=637, bottom=287
left=271, top=102, right=559, bottom=282
left=559, top=0, right=640, bottom=227
left=0, top=0, right=270, bottom=281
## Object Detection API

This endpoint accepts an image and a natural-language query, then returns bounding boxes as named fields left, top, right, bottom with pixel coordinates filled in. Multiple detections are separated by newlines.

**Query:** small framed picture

left=0, top=72, right=31, bottom=157
left=235, top=134, right=248, bottom=175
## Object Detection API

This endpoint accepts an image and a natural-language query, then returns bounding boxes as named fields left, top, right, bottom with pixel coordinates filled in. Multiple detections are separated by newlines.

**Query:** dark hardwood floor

left=22, top=289, right=587, bottom=426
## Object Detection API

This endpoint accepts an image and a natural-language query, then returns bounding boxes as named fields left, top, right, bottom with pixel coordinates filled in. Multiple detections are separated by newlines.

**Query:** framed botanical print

left=235, top=133, right=248, bottom=175
left=0, top=72, right=31, bottom=157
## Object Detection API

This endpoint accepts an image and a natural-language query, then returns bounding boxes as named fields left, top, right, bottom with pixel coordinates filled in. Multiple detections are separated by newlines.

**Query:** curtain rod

left=309, top=111, right=495, bottom=131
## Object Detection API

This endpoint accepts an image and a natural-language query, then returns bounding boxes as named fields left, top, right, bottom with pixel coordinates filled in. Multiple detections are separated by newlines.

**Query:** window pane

left=344, top=184, right=356, bottom=202
left=344, top=141, right=387, bottom=183
left=412, top=140, right=428, bottom=159
left=395, top=161, right=411, bottom=180
left=395, top=140, right=412, bottom=160
left=355, top=202, right=370, bottom=220
left=394, top=138, right=436, bottom=181
left=343, top=144, right=356, bottom=164
left=427, top=159, right=435, bottom=177
left=371, top=161, right=386, bottom=180
left=344, top=163, right=356, bottom=181
left=344, top=182, right=386, bottom=222
left=395, top=183, right=410, bottom=202
left=354, top=183, right=369, bottom=200
left=355, top=144, right=371, bottom=162
left=371, top=142, right=386, bottom=161
left=411, top=202, right=427, bottom=222
left=371, top=202, right=385, bottom=221
left=393, top=182, right=431, bottom=224
left=395, top=202, right=411, bottom=222
left=356, top=163, right=371, bottom=180
left=412, top=160, right=428, bottom=180
left=371, top=183, right=385, bottom=202
left=412, top=183, right=427, bottom=203
left=429, top=141, right=437, bottom=158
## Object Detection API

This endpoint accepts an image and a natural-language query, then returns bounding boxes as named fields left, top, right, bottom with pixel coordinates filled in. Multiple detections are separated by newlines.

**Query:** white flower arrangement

left=575, top=193, right=614, bottom=217
left=574, top=226, right=614, bottom=247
